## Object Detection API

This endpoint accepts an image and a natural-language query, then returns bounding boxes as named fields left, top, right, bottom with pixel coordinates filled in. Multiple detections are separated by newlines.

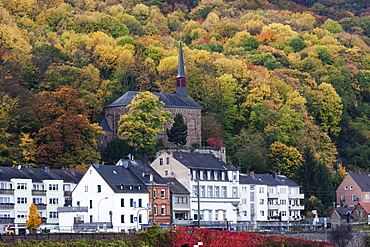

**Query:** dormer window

left=129, top=184, right=133, bottom=190
left=160, top=158, right=163, bottom=166
left=138, top=185, right=141, bottom=190
left=120, top=184, right=124, bottom=190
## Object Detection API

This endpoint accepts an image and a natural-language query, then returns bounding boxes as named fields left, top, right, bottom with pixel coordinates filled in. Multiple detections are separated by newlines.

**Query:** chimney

left=250, top=171, right=254, bottom=177
left=272, top=172, right=277, bottom=179
left=176, top=41, right=187, bottom=97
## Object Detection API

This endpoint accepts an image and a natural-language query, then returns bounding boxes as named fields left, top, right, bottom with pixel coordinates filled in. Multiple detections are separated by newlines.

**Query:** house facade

left=239, top=172, right=304, bottom=224
left=0, top=166, right=82, bottom=234
left=336, top=173, right=370, bottom=206
left=150, top=151, right=240, bottom=226
left=67, top=163, right=150, bottom=232
left=351, top=202, right=370, bottom=224
left=101, top=42, right=202, bottom=147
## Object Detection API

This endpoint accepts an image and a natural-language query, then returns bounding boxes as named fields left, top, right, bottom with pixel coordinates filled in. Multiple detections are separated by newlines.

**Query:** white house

left=65, top=163, right=150, bottom=232
left=239, top=172, right=304, bottom=224
left=151, top=151, right=240, bottom=227
left=0, top=166, right=82, bottom=234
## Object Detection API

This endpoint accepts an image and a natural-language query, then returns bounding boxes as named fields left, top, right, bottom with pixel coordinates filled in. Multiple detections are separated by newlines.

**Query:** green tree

left=166, top=113, right=188, bottom=147
left=26, top=203, right=42, bottom=234
left=100, top=138, right=135, bottom=164
left=118, top=92, right=173, bottom=157
left=268, top=141, right=303, bottom=180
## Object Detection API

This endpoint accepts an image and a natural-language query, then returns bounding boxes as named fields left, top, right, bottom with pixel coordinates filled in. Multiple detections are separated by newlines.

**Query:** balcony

left=32, top=190, right=47, bottom=196
left=268, top=204, right=280, bottom=210
left=0, top=189, right=14, bottom=194
left=267, top=192, right=279, bottom=198
left=290, top=204, right=304, bottom=210
left=35, top=203, right=47, bottom=210
left=57, top=206, right=88, bottom=213
left=289, top=193, right=304, bottom=199
left=0, top=203, right=14, bottom=209
left=0, top=218, right=14, bottom=224
left=173, top=219, right=193, bottom=225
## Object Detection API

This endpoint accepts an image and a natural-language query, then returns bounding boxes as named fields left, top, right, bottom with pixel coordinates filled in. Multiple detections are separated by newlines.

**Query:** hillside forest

left=1, top=0, right=369, bottom=215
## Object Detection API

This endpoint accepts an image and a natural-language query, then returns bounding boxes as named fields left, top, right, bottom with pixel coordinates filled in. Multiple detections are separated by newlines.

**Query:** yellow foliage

left=26, top=203, right=42, bottom=233
left=188, top=49, right=212, bottom=64
left=262, top=23, right=298, bottom=41
left=93, top=44, right=134, bottom=69
left=0, top=24, right=32, bottom=52
left=157, top=56, right=177, bottom=72
left=214, top=58, right=250, bottom=83
left=2, top=0, right=36, bottom=17
left=202, top=11, right=220, bottom=32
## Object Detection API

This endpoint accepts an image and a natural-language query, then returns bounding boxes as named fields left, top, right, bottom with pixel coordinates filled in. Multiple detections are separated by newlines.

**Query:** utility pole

left=152, top=180, right=155, bottom=224
left=197, top=179, right=200, bottom=228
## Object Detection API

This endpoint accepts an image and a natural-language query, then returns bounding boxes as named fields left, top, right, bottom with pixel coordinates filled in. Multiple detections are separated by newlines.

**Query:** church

left=100, top=42, right=202, bottom=147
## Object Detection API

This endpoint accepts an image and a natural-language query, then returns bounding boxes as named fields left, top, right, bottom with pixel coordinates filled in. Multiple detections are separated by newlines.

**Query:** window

left=165, top=171, right=168, bottom=176
left=0, top=197, right=10, bottom=204
left=242, top=187, right=247, bottom=193
left=49, top=184, right=58, bottom=191
left=260, top=211, right=265, bottom=216
left=166, top=158, right=169, bottom=165
left=341, top=195, right=346, bottom=201
left=250, top=192, right=255, bottom=202
left=161, top=205, right=166, bottom=215
left=279, top=188, right=286, bottom=194
left=193, top=186, right=197, bottom=197
left=358, top=211, right=362, bottom=218
left=259, top=187, right=264, bottom=193
left=200, top=186, right=205, bottom=197
left=242, top=198, right=247, bottom=204
left=280, top=199, right=287, bottom=205
left=33, top=184, right=40, bottom=190
left=350, top=186, right=354, bottom=190
left=159, top=158, right=163, bottom=166
left=154, top=205, right=157, bottom=215
left=64, top=184, right=71, bottom=191
left=121, top=199, right=125, bottom=207
left=208, top=186, right=213, bottom=197
left=232, top=187, right=238, bottom=198
left=0, top=213, right=10, bottom=218
left=243, top=211, right=247, bottom=216
left=0, top=183, right=7, bottom=189
left=214, top=171, right=218, bottom=180
left=366, top=194, right=369, bottom=200
left=353, top=195, right=358, bottom=201
left=121, top=215, right=125, bottom=223
left=233, top=171, right=237, bottom=181
left=175, top=196, right=187, bottom=204
left=250, top=185, right=255, bottom=190
left=90, top=215, right=93, bottom=223
left=221, top=171, right=225, bottom=180
left=49, top=198, right=59, bottom=204
left=281, top=211, right=287, bottom=216
left=84, top=186, right=88, bottom=192
left=139, top=214, right=142, bottom=223
left=130, top=199, right=134, bottom=207
left=214, top=187, right=220, bottom=198
left=161, top=189, right=165, bottom=199
left=49, top=212, right=58, bottom=218
left=138, top=199, right=142, bottom=208
left=267, top=187, right=273, bottom=193
left=268, top=199, right=274, bottom=205
left=17, top=197, right=27, bottom=204
left=259, top=199, right=264, bottom=205
left=17, top=183, right=27, bottom=190
left=32, top=198, right=42, bottom=204
left=221, top=186, right=227, bottom=198
left=89, top=200, right=92, bottom=208
left=344, top=186, right=348, bottom=190
left=97, top=185, right=101, bottom=193
left=130, top=215, right=134, bottom=223
left=153, top=189, right=157, bottom=198
left=17, top=212, right=28, bottom=218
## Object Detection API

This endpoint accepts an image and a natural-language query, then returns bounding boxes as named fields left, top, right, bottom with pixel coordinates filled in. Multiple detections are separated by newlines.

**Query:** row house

left=62, top=163, right=150, bottom=232
left=239, top=172, right=304, bottom=223
left=151, top=152, right=240, bottom=226
left=0, top=166, right=82, bottom=234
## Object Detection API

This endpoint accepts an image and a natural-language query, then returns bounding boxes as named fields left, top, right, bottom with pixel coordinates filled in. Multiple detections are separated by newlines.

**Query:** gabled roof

left=92, top=163, right=149, bottom=194
left=353, top=202, right=370, bottom=214
left=118, top=159, right=167, bottom=185
left=163, top=177, right=189, bottom=195
left=333, top=206, right=355, bottom=219
left=172, top=152, right=238, bottom=171
left=105, top=91, right=201, bottom=109
left=0, top=166, right=83, bottom=183
left=239, top=173, right=300, bottom=187
left=349, top=173, right=370, bottom=191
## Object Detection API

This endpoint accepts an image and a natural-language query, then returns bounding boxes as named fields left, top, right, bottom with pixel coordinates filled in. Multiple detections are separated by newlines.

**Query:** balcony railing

left=0, top=203, right=14, bottom=209
left=32, top=190, right=47, bottom=196
left=288, top=193, right=304, bottom=199
left=0, top=189, right=14, bottom=194
left=173, top=219, right=193, bottom=225
left=0, top=218, right=15, bottom=224
left=35, top=203, right=47, bottom=210
left=267, top=193, right=279, bottom=198
left=290, top=204, right=304, bottom=210
left=64, top=191, right=72, bottom=197
left=268, top=204, right=280, bottom=210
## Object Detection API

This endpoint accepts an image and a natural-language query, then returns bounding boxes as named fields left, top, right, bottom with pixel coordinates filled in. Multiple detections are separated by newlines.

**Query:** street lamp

left=97, top=197, right=108, bottom=231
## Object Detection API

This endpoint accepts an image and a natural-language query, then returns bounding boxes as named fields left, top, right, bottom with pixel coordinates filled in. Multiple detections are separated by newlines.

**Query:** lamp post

left=97, top=197, right=108, bottom=231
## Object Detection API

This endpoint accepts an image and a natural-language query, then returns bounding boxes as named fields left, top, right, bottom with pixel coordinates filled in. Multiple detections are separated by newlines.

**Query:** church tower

left=176, top=42, right=187, bottom=97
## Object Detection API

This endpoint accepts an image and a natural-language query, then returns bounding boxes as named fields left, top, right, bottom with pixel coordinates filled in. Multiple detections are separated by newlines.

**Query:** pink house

left=336, top=173, right=370, bottom=206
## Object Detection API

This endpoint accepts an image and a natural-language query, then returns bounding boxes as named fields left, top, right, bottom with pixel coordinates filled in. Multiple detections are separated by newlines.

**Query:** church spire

left=176, top=41, right=187, bottom=97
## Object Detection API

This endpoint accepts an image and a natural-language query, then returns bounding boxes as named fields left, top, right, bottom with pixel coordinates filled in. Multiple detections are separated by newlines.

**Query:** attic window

left=344, top=186, right=348, bottom=190
left=350, top=186, right=353, bottom=190
left=138, top=185, right=141, bottom=190
left=120, top=184, right=124, bottom=190
left=113, top=171, right=117, bottom=174
left=129, top=184, right=133, bottom=190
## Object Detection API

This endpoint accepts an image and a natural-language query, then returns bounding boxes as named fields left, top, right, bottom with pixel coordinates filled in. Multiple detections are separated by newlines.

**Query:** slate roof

left=118, top=159, right=167, bottom=185
left=99, top=118, right=113, bottom=132
left=105, top=91, right=202, bottom=109
left=239, top=173, right=300, bottom=187
left=163, top=177, right=189, bottom=195
left=334, top=206, right=355, bottom=219
left=0, top=166, right=83, bottom=183
left=349, top=173, right=370, bottom=191
left=172, top=152, right=238, bottom=171
left=92, top=163, right=149, bottom=194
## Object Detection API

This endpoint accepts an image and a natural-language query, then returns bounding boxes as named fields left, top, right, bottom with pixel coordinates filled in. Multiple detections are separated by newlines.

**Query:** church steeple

left=176, top=41, right=187, bottom=97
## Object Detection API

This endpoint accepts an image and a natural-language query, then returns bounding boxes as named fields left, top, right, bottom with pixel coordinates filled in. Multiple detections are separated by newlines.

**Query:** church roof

left=105, top=91, right=201, bottom=109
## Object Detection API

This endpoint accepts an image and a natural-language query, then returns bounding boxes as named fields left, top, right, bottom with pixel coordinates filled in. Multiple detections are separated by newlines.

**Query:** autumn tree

left=34, top=86, right=102, bottom=170
left=118, top=92, right=173, bottom=157
left=268, top=141, right=303, bottom=180
left=26, top=203, right=42, bottom=233
left=166, top=113, right=188, bottom=147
